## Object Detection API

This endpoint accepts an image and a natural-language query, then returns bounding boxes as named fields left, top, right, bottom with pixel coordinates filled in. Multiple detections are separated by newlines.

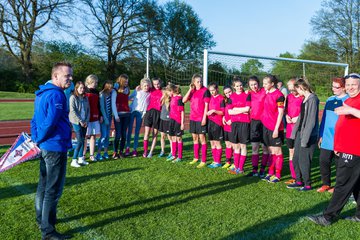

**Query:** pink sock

left=194, top=143, right=199, bottom=159
left=217, top=148, right=222, bottom=164
left=260, top=153, right=270, bottom=171
left=143, top=140, right=148, bottom=154
left=251, top=154, right=259, bottom=172
left=171, top=141, right=177, bottom=157
left=234, top=153, right=240, bottom=169
left=239, top=155, right=246, bottom=171
left=211, top=148, right=216, bottom=162
left=177, top=142, right=183, bottom=159
left=225, top=147, right=233, bottom=163
left=268, top=154, right=276, bottom=175
left=289, top=160, right=296, bottom=179
left=201, top=144, right=207, bottom=163
left=275, top=154, right=284, bottom=179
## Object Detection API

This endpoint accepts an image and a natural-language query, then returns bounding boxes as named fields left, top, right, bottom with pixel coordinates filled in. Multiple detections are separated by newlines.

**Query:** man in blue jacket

left=31, top=62, right=73, bottom=240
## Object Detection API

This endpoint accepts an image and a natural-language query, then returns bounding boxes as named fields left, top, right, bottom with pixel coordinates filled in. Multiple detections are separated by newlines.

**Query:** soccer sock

left=234, top=153, right=240, bottom=170
left=217, top=148, right=223, bottom=164
left=211, top=148, right=216, bottom=162
left=171, top=141, right=177, bottom=157
left=194, top=143, right=200, bottom=159
left=201, top=144, right=207, bottom=163
left=239, top=155, right=247, bottom=171
left=260, top=153, right=270, bottom=172
left=225, top=147, right=233, bottom=163
left=289, top=160, right=296, bottom=179
left=268, top=154, right=276, bottom=175
left=251, top=154, right=259, bottom=172
left=275, top=154, right=284, bottom=179
left=143, top=140, right=148, bottom=154
left=177, top=142, right=183, bottom=159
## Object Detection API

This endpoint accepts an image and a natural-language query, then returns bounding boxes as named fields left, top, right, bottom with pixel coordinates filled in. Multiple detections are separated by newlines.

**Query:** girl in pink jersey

left=206, top=83, right=225, bottom=168
left=183, top=74, right=211, bottom=168
left=228, top=77, right=251, bottom=175
left=222, top=86, right=234, bottom=169
left=261, top=75, right=285, bottom=183
left=246, top=76, right=270, bottom=177
left=143, top=78, right=163, bottom=158
left=284, top=78, right=303, bottom=184
left=167, top=84, right=185, bottom=163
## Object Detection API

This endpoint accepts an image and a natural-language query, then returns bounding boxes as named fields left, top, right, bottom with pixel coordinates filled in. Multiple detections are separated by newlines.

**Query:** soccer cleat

left=327, top=187, right=334, bottom=193
left=298, top=186, right=312, bottom=192
left=124, top=147, right=130, bottom=156
left=227, top=164, right=235, bottom=171
left=95, top=153, right=103, bottom=161
left=222, top=163, right=231, bottom=169
left=103, top=152, right=109, bottom=159
left=158, top=151, right=165, bottom=157
left=132, top=150, right=138, bottom=157
left=317, top=185, right=331, bottom=193
left=71, top=159, right=81, bottom=168
left=259, top=172, right=266, bottom=179
left=89, top=155, right=96, bottom=162
left=143, top=152, right=148, bottom=158
left=287, top=182, right=304, bottom=189
left=343, top=216, right=360, bottom=222
left=285, top=179, right=296, bottom=184
left=78, top=157, right=89, bottom=165
left=228, top=168, right=244, bottom=175
left=196, top=162, right=206, bottom=168
left=112, top=152, right=119, bottom=159
left=189, top=158, right=199, bottom=165
left=147, top=153, right=153, bottom=158
left=246, top=172, right=259, bottom=177
left=307, top=215, right=332, bottom=226
left=166, top=155, right=175, bottom=161
left=269, top=176, right=280, bottom=183
left=262, top=174, right=272, bottom=181
left=172, top=158, right=182, bottom=163
left=208, top=163, right=222, bottom=168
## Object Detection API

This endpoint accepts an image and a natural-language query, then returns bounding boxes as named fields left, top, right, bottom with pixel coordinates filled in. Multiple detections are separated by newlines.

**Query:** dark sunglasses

left=345, top=74, right=360, bottom=79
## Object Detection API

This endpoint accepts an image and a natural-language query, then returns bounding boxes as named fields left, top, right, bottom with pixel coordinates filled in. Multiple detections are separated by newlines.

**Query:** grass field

left=0, top=91, right=35, bottom=99
left=0, top=102, right=34, bottom=121
left=1, top=135, right=359, bottom=240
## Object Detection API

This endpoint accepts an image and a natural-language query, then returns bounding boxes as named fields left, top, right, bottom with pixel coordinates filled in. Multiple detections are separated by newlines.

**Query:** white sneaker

left=71, top=159, right=81, bottom=168
left=78, top=157, right=89, bottom=165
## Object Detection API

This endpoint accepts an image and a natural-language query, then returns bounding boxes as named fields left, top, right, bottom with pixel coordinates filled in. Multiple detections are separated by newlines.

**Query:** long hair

left=100, top=80, right=113, bottom=95
left=223, top=85, right=233, bottom=104
left=74, top=81, right=85, bottom=97
left=115, top=74, right=129, bottom=93
left=295, top=78, right=313, bottom=93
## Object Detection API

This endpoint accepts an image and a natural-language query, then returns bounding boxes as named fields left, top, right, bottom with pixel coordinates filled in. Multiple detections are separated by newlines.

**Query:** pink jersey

left=169, top=95, right=184, bottom=124
left=249, top=88, right=266, bottom=120
left=223, top=101, right=232, bottom=132
left=188, top=86, right=211, bottom=121
left=228, top=92, right=251, bottom=123
left=285, top=93, right=303, bottom=138
left=147, top=88, right=162, bottom=111
left=261, top=89, right=285, bottom=131
left=208, top=94, right=225, bottom=126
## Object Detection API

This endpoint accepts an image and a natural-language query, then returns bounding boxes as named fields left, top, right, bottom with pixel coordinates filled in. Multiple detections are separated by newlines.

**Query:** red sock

left=251, top=154, right=259, bottom=172
left=143, top=140, right=148, bottom=154
left=234, top=153, right=240, bottom=169
left=177, top=142, right=183, bottom=159
left=201, top=144, right=207, bottom=163
left=217, top=148, right=222, bottom=164
left=194, top=143, right=199, bottom=159
left=225, top=147, right=232, bottom=163
left=171, top=141, right=177, bottom=157
left=275, top=154, right=284, bottom=179
left=268, top=154, right=276, bottom=175
left=289, top=160, right=296, bottom=179
left=239, top=155, right=246, bottom=171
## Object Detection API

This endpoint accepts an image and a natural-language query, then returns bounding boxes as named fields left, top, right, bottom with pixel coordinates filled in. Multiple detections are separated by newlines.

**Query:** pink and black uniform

left=169, top=95, right=184, bottom=159
left=223, top=99, right=233, bottom=164
left=261, top=89, right=285, bottom=179
left=188, top=86, right=210, bottom=163
left=208, top=94, right=225, bottom=164
left=228, top=91, right=251, bottom=171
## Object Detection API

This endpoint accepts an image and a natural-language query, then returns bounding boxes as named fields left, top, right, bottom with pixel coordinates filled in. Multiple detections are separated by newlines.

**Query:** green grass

left=0, top=102, right=34, bottom=121
left=1, top=136, right=359, bottom=239
left=0, top=91, right=34, bottom=99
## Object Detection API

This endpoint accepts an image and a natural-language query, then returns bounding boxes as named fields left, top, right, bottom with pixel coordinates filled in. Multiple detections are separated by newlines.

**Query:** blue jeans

left=114, top=113, right=130, bottom=153
left=35, top=150, right=67, bottom=237
left=98, top=121, right=111, bottom=150
left=72, top=123, right=86, bottom=159
left=126, top=111, right=143, bottom=150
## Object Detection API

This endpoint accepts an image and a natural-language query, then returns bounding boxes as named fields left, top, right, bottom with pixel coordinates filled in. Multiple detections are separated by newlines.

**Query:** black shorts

left=250, top=119, right=263, bottom=143
left=169, top=119, right=183, bottom=137
left=224, top=131, right=233, bottom=142
left=262, top=126, right=284, bottom=147
left=159, top=119, right=170, bottom=134
left=143, top=109, right=160, bottom=129
left=230, top=122, right=250, bottom=144
left=286, top=138, right=295, bottom=149
left=189, top=120, right=207, bottom=134
left=207, top=120, right=224, bottom=141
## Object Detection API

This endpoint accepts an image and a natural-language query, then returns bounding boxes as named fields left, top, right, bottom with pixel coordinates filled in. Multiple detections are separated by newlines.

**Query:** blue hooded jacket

left=31, top=83, right=72, bottom=152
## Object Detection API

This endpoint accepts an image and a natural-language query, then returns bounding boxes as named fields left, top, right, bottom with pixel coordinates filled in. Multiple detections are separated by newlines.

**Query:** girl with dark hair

left=222, top=86, right=234, bottom=169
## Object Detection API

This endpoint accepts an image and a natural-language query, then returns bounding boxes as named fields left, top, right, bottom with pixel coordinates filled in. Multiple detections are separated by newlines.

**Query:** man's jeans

left=35, top=150, right=67, bottom=237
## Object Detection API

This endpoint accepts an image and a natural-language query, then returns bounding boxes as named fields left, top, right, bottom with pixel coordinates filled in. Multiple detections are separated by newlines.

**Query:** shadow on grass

left=62, top=176, right=255, bottom=234
left=222, top=201, right=329, bottom=240
left=0, top=168, right=140, bottom=200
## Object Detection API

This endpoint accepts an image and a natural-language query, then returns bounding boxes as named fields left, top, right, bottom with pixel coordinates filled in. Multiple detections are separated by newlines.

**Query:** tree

left=311, top=0, right=360, bottom=72
left=0, top=0, right=72, bottom=83
left=271, top=52, right=303, bottom=80
left=82, top=0, right=147, bottom=80
left=240, top=59, right=264, bottom=75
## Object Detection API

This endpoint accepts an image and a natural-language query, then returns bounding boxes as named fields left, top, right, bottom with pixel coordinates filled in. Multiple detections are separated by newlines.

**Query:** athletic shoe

left=103, top=152, right=109, bottom=159
left=208, top=163, right=222, bottom=168
left=147, top=153, right=152, bottom=158
left=269, top=176, right=280, bottom=183
left=132, top=150, right=138, bottom=157
left=166, top=155, right=175, bottom=162
left=222, top=163, right=231, bottom=169
left=142, top=152, right=147, bottom=158
left=172, top=158, right=182, bottom=163
left=259, top=172, right=266, bottom=179
left=89, top=155, right=96, bottom=162
left=262, top=174, right=272, bottom=181
left=189, top=158, right=199, bottom=165
left=227, top=164, right=235, bottom=170
left=112, top=152, right=119, bottom=159
left=317, top=185, right=331, bottom=193
left=343, top=216, right=360, bottom=222
left=43, top=230, right=72, bottom=240
left=285, top=179, right=296, bottom=184
left=307, top=215, right=332, bottom=226
left=327, top=187, right=334, bottom=193
left=167, top=153, right=172, bottom=158
left=196, top=162, right=206, bottom=168
left=95, top=153, right=103, bottom=161
left=246, top=172, right=259, bottom=177
left=286, top=182, right=304, bottom=189
left=298, top=186, right=312, bottom=192
left=228, top=168, right=244, bottom=175
left=125, top=147, right=130, bottom=157
left=78, top=157, right=89, bottom=165
left=71, top=159, right=81, bottom=168
left=158, top=151, right=165, bottom=157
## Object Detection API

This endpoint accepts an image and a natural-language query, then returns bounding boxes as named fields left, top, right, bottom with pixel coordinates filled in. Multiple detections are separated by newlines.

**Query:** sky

left=179, top=0, right=323, bottom=57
